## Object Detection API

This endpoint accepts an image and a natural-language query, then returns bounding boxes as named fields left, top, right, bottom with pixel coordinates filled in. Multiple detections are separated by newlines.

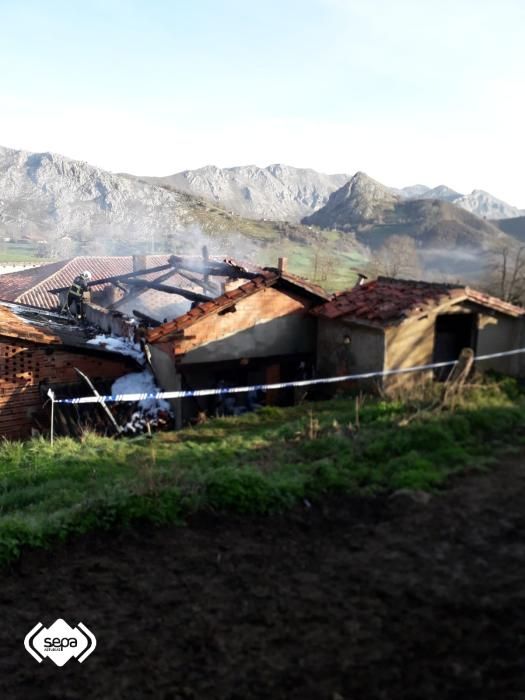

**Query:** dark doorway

left=433, top=313, right=477, bottom=380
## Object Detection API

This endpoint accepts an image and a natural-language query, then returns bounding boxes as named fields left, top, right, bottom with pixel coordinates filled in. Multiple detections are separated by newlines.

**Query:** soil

left=2, top=452, right=525, bottom=699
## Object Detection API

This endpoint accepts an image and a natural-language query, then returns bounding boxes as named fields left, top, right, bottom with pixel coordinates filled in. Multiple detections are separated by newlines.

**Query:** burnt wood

left=124, top=278, right=213, bottom=303
left=48, top=264, right=173, bottom=294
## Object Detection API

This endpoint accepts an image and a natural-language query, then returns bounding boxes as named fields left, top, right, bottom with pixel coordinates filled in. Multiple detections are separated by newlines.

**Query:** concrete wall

left=175, top=287, right=316, bottom=365
left=476, top=313, right=522, bottom=375
left=147, top=344, right=182, bottom=427
left=317, top=317, right=385, bottom=390
left=385, top=309, right=440, bottom=389
left=385, top=299, right=523, bottom=387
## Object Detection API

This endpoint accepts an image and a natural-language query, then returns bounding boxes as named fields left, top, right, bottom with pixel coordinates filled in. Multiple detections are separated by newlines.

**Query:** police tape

left=49, top=346, right=525, bottom=406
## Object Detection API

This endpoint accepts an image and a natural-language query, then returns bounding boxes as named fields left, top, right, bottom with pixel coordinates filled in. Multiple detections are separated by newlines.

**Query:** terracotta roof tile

left=0, top=255, right=252, bottom=319
left=146, top=272, right=280, bottom=342
left=146, top=267, right=330, bottom=344
left=0, top=256, right=147, bottom=309
left=312, top=277, right=525, bottom=325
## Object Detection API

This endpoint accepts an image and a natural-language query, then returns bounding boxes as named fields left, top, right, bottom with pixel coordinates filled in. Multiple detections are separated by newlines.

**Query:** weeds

left=0, top=376, right=523, bottom=565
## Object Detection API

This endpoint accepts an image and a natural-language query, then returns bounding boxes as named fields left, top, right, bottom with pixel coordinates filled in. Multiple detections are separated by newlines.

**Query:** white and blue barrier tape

left=50, top=346, right=525, bottom=406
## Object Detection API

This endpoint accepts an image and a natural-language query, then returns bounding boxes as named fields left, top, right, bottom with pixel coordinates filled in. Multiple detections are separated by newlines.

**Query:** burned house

left=0, top=255, right=198, bottom=319
left=143, top=263, right=329, bottom=425
left=0, top=251, right=328, bottom=435
left=313, top=277, right=525, bottom=391
left=4, top=246, right=523, bottom=439
left=0, top=303, right=140, bottom=439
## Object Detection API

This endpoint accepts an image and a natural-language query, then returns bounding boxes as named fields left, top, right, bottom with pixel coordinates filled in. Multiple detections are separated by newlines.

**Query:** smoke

left=418, top=246, right=491, bottom=285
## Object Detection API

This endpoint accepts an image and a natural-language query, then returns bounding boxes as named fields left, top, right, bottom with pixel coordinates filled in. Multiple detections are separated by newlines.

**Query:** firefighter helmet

left=81, top=270, right=92, bottom=282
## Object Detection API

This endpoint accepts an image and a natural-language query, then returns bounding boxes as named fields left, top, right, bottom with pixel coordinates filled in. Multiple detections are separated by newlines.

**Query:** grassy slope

left=173, top=191, right=365, bottom=291
left=496, top=216, right=525, bottom=243
left=0, top=243, right=47, bottom=263
left=0, top=377, right=524, bottom=565
left=2, top=197, right=366, bottom=290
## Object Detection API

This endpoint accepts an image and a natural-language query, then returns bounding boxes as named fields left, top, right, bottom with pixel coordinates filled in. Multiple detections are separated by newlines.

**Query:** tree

left=483, top=244, right=525, bottom=304
left=367, top=235, right=422, bottom=280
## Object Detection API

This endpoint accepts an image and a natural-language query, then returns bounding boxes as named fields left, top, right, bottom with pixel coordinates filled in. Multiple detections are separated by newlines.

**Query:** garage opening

left=433, top=313, right=477, bottom=380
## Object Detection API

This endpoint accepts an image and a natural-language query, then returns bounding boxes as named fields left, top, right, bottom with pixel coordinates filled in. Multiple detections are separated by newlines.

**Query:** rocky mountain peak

left=302, top=171, right=399, bottom=229
left=453, top=189, right=522, bottom=219
left=142, top=163, right=350, bottom=222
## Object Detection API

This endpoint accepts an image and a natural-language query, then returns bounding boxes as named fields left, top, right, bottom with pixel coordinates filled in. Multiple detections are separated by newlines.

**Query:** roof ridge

left=376, top=275, right=461, bottom=290
left=464, top=286, right=525, bottom=316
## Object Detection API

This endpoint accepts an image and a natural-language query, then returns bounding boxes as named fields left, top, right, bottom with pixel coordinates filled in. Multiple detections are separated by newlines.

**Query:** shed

left=312, top=277, right=525, bottom=391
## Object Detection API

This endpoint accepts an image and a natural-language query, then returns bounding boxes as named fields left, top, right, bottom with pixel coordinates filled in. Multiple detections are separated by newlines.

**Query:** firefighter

left=61, top=270, right=92, bottom=318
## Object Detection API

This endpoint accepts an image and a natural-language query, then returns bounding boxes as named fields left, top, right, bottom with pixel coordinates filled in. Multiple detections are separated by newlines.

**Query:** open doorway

left=433, top=313, right=477, bottom=380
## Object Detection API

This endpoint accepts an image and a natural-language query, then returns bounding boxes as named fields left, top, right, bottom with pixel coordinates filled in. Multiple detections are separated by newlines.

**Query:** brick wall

left=0, top=340, right=136, bottom=439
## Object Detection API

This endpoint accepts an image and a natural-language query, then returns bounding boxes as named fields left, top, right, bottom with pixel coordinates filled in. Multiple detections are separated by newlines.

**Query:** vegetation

left=0, top=376, right=523, bottom=566
left=172, top=192, right=366, bottom=290
left=365, top=234, right=422, bottom=280
left=483, top=243, right=525, bottom=305
left=0, top=241, right=48, bottom=263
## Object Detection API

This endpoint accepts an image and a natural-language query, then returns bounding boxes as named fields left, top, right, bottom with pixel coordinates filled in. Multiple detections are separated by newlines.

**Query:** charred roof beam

left=168, top=255, right=257, bottom=279
left=48, top=263, right=174, bottom=294
left=123, top=278, right=213, bottom=303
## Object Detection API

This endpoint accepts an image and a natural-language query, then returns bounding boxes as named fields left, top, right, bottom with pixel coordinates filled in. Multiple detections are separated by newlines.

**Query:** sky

left=0, top=0, right=524, bottom=205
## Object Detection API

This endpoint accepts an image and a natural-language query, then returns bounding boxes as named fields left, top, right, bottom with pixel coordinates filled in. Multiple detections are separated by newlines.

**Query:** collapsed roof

left=145, top=268, right=330, bottom=343
left=0, top=254, right=262, bottom=322
left=0, top=301, right=142, bottom=362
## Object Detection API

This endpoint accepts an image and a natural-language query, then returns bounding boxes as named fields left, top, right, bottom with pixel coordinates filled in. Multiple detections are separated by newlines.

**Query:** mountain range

left=0, top=145, right=362, bottom=288
left=140, top=164, right=350, bottom=222
left=144, top=165, right=523, bottom=222
left=303, top=172, right=510, bottom=245
left=0, top=143, right=524, bottom=288
left=302, top=172, right=517, bottom=278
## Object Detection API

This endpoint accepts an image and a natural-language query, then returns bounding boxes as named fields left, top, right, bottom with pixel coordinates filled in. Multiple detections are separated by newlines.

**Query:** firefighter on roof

left=61, top=270, right=92, bottom=319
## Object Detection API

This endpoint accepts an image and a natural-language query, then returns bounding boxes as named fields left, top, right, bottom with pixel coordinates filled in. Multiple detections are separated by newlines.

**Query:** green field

left=0, top=241, right=47, bottom=263
left=175, top=193, right=366, bottom=290
left=0, top=376, right=523, bottom=566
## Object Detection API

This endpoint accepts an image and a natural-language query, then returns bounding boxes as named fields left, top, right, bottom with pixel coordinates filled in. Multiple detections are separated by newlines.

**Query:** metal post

left=47, top=388, right=55, bottom=445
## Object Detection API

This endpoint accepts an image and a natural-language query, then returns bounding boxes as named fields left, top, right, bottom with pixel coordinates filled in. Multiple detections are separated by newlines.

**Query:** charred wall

left=0, top=340, right=136, bottom=439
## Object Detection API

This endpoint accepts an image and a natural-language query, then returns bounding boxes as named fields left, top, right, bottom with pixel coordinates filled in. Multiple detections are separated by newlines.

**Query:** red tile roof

left=146, top=269, right=329, bottom=343
left=0, top=256, right=330, bottom=329
left=0, top=255, right=269, bottom=315
left=0, top=256, right=147, bottom=309
left=312, top=277, right=525, bottom=326
left=0, top=260, right=66, bottom=305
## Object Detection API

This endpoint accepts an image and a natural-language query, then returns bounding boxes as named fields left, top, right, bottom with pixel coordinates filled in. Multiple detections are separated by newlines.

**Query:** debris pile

left=111, top=370, right=172, bottom=435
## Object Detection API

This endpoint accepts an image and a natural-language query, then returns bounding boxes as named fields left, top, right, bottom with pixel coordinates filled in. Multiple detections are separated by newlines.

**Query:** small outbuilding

left=144, top=267, right=330, bottom=424
left=312, top=277, right=525, bottom=391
